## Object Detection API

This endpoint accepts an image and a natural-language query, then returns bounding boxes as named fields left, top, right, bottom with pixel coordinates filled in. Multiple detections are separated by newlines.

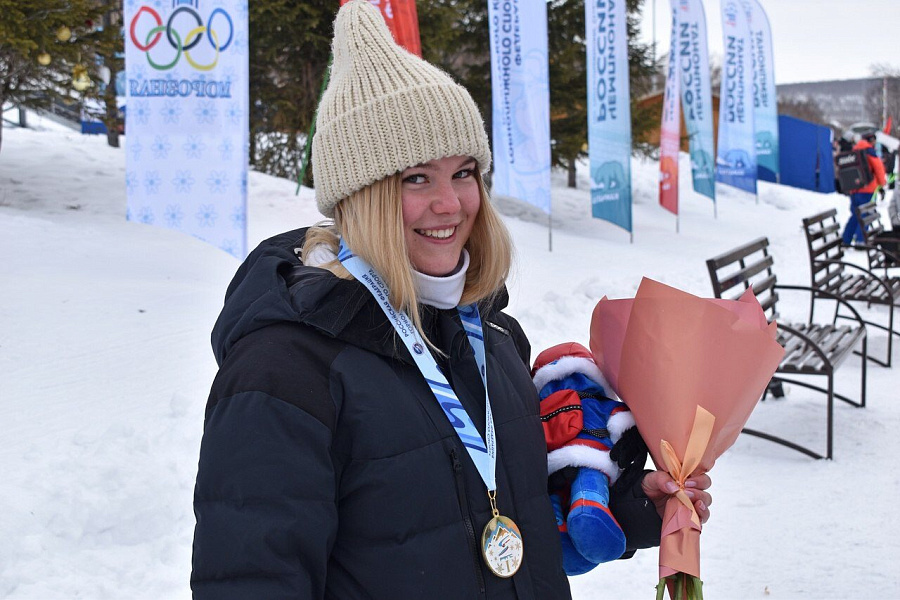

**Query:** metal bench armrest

left=864, top=242, right=900, bottom=267
left=773, top=321, right=837, bottom=369
left=773, top=283, right=869, bottom=328
left=813, top=259, right=895, bottom=297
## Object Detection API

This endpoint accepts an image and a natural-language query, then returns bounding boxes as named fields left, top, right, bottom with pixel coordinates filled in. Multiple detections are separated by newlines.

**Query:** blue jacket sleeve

left=191, top=391, right=338, bottom=600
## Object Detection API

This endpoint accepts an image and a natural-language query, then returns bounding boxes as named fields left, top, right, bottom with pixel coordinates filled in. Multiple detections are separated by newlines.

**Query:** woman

left=190, top=2, right=711, bottom=598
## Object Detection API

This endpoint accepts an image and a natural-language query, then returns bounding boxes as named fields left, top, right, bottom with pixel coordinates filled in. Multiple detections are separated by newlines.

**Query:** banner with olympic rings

left=125, top=0, right=249, bottom=258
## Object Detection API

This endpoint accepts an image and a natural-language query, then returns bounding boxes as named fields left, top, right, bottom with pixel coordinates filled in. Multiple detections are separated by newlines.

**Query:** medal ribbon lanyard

left=338, top=239, right=497, bottom=492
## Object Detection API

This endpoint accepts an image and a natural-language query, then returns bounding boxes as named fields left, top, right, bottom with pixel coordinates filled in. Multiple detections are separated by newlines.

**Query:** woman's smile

left=414, top=226, right=458, bottom=240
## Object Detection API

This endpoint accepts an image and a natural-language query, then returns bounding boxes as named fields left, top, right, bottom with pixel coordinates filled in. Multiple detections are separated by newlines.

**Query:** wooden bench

left=853, top=200, right=900, bottom=273
left=803, top=209, right=900, bottom=367
left=706, top=237, right=867, bottom=459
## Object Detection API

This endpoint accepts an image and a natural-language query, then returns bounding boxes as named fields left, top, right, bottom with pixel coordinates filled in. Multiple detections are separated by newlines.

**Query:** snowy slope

left=1, top=116, right=898, bottom=599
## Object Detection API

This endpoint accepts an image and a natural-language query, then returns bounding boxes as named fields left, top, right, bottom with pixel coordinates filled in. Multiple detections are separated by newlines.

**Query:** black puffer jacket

left=191, top=228, right=659, bottom=599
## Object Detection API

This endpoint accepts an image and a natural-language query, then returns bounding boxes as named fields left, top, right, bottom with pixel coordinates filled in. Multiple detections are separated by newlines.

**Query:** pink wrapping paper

left=589, top=278, right=784, bottom=585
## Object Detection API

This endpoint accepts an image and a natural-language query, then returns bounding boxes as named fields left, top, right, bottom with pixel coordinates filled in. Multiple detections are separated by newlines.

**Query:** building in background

left=777, top=77, right=900, bottom=134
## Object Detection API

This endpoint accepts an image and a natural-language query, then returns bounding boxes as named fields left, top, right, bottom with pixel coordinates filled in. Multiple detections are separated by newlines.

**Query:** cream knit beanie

left=312, top=0, right=491, bottom=217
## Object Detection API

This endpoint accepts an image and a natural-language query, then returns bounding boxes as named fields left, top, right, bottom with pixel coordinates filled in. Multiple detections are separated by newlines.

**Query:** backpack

left=834, top=149, right=874, bottom=194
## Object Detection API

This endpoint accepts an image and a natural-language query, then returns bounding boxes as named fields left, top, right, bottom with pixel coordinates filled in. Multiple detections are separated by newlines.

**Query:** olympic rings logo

left=129, top=4, right=233, bottom=71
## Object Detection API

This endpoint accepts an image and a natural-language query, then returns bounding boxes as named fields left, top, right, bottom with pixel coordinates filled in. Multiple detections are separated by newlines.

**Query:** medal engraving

left=481, top=515, right=524, bottom=578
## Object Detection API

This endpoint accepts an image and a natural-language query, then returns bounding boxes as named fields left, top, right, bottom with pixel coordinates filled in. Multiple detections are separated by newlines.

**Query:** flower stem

left=655, top=574, right=704, bottom=600
left=655, top=578, right=667, bottom=600
left=689, top=574, right=704, bottom=599
left=674, top=573, right=685, bottom=600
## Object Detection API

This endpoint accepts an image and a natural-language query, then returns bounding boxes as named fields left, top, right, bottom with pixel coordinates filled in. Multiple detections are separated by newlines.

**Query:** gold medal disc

left=480, top=515, right=524, bottom=578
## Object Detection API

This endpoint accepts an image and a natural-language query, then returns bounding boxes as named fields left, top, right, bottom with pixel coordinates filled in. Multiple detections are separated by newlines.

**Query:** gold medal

left=480, top=491, right=524, bottom=578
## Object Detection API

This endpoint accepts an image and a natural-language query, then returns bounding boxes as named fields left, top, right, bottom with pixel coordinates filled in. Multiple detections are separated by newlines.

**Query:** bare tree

left=777, top=96, right=827, bottom=125
left=866, top=63, right=900, bottom=136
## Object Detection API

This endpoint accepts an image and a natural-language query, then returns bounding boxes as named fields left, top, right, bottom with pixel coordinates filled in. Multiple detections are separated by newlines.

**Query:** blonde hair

left=302, top=169, right=513, bottom=343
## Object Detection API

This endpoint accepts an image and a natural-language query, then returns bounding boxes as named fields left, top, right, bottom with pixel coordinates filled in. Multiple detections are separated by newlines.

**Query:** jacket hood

left=211, top=227, right=510, bottom=366
left=212, top=228, right=363, bottom=365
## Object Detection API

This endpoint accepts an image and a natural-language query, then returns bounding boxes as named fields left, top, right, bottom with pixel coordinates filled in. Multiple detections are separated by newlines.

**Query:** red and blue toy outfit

left=532, top=342, right=638, bottom=574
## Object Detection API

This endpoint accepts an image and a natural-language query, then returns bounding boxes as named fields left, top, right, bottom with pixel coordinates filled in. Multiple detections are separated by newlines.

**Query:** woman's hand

left=641, top=471, right=712, bottom=524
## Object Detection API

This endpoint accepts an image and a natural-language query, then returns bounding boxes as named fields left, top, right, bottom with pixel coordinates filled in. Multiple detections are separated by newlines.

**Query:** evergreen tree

left=546, top=0, right=658, bottom=187
left=547, top=0, right=586, bottom=187
left=865, top=65, right=900, bottom=133
left=0, top=0, right=104, bottom=153
left=417, top=0, right=492, bottom=138
left=625, top=0, right=659, bottom=155
left=84, top=3, right=124, bottom=148
left=248, top=0, right=333, bottom=181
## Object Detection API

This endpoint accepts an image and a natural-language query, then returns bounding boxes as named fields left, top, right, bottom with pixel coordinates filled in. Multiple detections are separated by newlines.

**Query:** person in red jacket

left=842, top=131, right=887, bottom=245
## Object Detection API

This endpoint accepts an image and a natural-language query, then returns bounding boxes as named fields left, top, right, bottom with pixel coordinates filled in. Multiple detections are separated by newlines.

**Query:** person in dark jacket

left=190, top=2, right=712, bottom=598
left=843, top=131, right=888, bottom=245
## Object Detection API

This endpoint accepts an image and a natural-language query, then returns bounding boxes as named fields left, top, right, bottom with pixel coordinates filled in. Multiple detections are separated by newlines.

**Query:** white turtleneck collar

left=414, top=250, right=469, bottom=309
left=303, top=245, right=469, bottom=310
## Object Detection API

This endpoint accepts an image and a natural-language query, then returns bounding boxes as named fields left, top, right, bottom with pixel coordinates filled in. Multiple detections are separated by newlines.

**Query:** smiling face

left=400, top=155, right=482, bottom=277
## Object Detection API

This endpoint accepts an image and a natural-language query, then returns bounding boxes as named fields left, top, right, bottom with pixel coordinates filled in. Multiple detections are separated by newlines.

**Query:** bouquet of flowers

left=589, top=278, right=784, bottom=599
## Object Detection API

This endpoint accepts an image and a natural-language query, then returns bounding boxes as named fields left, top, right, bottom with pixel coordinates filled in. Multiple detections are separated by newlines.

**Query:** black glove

left=609, top=426, right=648, bottom=472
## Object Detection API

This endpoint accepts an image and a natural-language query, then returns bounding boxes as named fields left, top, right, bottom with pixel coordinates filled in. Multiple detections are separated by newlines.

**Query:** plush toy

left=532, top=342, right=637, bottom=574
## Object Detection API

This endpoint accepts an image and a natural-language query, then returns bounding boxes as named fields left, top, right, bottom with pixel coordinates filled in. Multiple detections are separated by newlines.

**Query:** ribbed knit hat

left=312, top=0, right=491, bottom=217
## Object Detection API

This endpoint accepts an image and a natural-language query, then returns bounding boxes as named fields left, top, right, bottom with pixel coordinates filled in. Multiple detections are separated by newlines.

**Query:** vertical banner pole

left=548, top=213, right=553, bottom=252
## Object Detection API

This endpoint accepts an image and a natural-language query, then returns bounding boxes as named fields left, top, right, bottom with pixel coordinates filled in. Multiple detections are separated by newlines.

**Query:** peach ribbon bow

left=660, top=405, right=715, bottom=529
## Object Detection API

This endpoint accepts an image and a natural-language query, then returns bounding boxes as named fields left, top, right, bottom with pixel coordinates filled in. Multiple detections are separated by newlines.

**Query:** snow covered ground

left=1, top=115, right=898, bottom=599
